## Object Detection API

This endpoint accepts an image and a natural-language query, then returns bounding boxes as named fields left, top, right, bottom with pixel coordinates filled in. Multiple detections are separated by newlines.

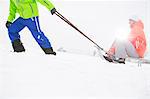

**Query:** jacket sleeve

left=8, top=0, right=17, bottom=22
left=37, top=0, right=55, bottom=11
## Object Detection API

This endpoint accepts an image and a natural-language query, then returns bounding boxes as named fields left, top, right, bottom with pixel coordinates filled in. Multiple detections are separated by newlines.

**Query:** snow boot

left=41, top=47, right=56, bottom=55
left=103, top=55, right=113, bottom=62
left=12, top=39, right=25, bottom=52
left=114, top=58, right=125, bottom=64
left=103, top=55, right=125, bottom=64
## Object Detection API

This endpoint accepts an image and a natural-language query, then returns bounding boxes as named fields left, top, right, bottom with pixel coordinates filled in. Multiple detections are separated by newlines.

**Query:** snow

left=0, top=46, right=150, bottom=99
left=0, top=51, right=150, bottom=99
left=0, top=0, right=150, bottom=99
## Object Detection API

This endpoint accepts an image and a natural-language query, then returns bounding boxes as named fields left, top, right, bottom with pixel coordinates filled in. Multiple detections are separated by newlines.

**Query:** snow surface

left=0, top=50, right=150, bottom=99
left=0, top=0, right=150, bottom=99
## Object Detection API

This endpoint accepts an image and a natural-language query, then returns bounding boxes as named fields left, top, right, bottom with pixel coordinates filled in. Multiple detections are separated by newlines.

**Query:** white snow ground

left=0, top=50, right=150, bottom=99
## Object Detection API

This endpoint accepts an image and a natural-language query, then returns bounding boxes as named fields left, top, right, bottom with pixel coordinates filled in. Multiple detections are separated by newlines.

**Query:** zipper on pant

left=31, top=17, right=34, bottom=21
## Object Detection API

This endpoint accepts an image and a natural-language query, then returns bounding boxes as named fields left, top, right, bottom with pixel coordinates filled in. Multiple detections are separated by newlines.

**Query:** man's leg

left=26, top=17, right=56, bottom=55
left=8, top=17, right=26, bottom=52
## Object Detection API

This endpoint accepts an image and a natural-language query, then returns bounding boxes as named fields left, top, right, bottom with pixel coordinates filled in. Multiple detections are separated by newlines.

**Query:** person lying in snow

left=103, top=16, right=147, bottom=64
left=6, top=0, right=57, bottom=55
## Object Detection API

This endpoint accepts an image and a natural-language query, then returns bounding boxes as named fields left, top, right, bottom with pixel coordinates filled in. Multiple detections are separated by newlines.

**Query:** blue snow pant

left=8, top=17, right=52, bottom=48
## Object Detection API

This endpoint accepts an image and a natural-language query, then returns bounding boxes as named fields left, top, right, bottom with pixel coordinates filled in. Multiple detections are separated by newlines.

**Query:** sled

left=96, top=47, right=150, bottom=66
left=126, top=57, right=150, bottom=66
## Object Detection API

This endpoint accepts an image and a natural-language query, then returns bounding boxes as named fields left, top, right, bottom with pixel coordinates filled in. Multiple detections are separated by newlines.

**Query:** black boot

left=12, top=39, right=25, bottom=52
left=41, top=47, right=56, bottom=55
left=103, top=55, right=113, bottom=62
left=114, top=58, right=125, bottom=64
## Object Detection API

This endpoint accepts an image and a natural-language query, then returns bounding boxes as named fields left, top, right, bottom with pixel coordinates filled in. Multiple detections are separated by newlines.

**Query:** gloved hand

left=6, top=21, right=12, bottom=28
left=51, top=8, right=56, bottom=15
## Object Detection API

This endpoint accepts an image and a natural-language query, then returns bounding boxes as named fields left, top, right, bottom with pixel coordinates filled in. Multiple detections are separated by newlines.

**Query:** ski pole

left=54, top=11, right=106, bottom=53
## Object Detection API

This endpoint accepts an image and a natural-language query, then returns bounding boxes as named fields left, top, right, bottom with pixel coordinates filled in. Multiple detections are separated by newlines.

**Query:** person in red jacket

left=103, top=16, right=147, bottom=64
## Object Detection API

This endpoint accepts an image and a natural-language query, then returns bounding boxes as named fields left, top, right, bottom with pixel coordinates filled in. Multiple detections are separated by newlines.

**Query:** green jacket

left=8, top=0, right=55, bottom=22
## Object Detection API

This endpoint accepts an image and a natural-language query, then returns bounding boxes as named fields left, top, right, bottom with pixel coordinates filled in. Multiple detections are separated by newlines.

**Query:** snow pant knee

left=114, top=39, right=127, bottom=58
left=114, top=39, right=139, bottom=58
left=8, top=17, right=25, bottom=42
left=27, top=17, right=52, bottom=48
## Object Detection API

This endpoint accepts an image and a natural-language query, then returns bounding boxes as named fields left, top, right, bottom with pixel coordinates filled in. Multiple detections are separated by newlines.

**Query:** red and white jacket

left=108, top=20, right=147, bottom=58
